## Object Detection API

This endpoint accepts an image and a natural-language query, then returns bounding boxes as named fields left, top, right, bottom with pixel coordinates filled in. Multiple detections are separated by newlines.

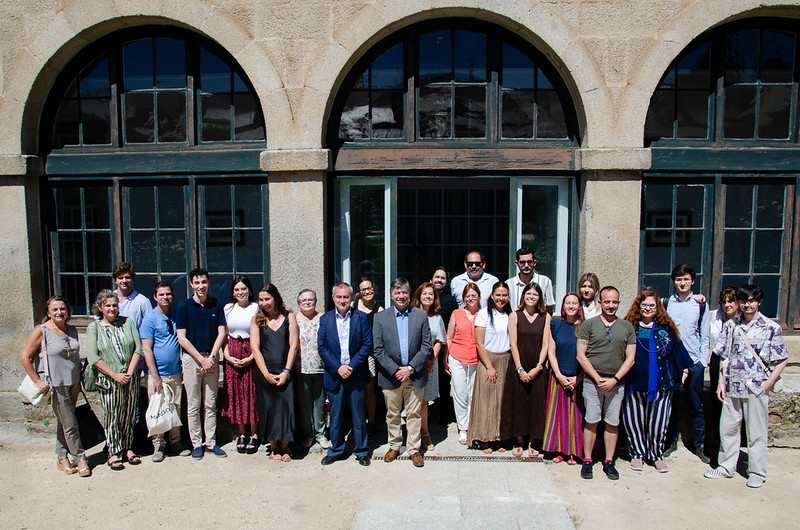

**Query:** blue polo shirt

left=175, top=296, right=226, bottom=354
left=140, top=309, right=181, bottom=376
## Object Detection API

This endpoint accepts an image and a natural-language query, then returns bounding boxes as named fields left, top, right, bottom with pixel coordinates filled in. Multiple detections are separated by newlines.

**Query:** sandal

left=567, top=457, right=577, bottom=466
left=458, top=431, right=468, bottom=445
left=57, top=457, right=77, bottom=475
left=236, top=436, right=247, bottom=454
left=482, top=447, right=493, bottom=454
left=528, top=447, right=540, bottom=458
left=77, top=460, right=92, bottom=477
left=245, top=437, right=259, bottom=454
left=552, top=455, right=564, bottom=463
left=126, top=451, right=142, bottom=465
left=281, top=452, right=292, bottom=462
left=497, top=446, right=507, bottom=453
left=107, top=456, right=125, bottom=471
left=512, top=446, right=523, bottom=457
left=422, top=434, right=434, bottom=451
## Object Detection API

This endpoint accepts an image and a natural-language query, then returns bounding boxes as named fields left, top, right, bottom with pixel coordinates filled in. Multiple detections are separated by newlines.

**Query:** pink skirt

left=221, top=336, right=258, bottom=424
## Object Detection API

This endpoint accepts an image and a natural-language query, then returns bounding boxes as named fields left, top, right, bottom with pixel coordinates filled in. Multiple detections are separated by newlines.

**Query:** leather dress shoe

left=356, top=455, right=371, bottom=466
left=321, top=455, right=338, bottom=465
left=383, top=449, right=399, bottom=462
left=410, top=452, right=424, bottom=468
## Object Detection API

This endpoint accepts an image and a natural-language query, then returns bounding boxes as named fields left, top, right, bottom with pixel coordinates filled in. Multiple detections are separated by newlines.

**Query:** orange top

left=448, top=308, right=478, bottom=365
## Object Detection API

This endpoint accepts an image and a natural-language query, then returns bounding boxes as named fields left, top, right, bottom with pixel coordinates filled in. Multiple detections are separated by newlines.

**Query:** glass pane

left=537, top=69, right=553, bottom=90
left=536, top=90, right=568, bottom=138
left=123, top=38, right=154, bottom=90
left=642, top=231, right=673, bottom=273
left=444, top=188, right=467, bottom=215
left=675, top=185, right=706, bottom=228
left=235, top=230, right=263, bottom=272
left=55, top=188, right=81, bottom=229
left=128, top=187, right=155, bottom=229
left=134, top=276, right=157, bottom=303
left=208, top=274, right=231, bottom=300
left=723, top=231, right=752, bottom=273
left=53, top=100, right=79, bottom=147
left=124, top=92, right=155, bottom=143
left=233, top=72, right=248, bottom=93
left=644, top=90, right=675, bottom=140
left=454, top=86, right=485, bottom=138
left=83, top=187, right=110, bottom=229
left=469, top=217, right=491, bottom=244
left=676, top=90, right=708, bottom=138
left=756, top=184, right=785, bottom=228
left=761, top=30, right=795, bottom=83
left=205, top=185, right=232, bottom=227
left=502, top=43, right=534, bottom=89
left=443, top=217, right=467, bottom=243
left=63, top=78, right=79, bottom=99
left=200, top=48, right=231, bottom=94
left=235, top=184, right=262, bottom=227
left=159, top=186, right=185, bottom=229
left=160, top=231, right=186, bottom=272
left=157, top=91, right=188, bottom=142
left=86, top=231, right=111, bottom=273
left=58, top=233, right=83, bottom=273
left=419, top=86, right=451, bottom=138
left=644, top=184, right=673, bottom=228
left=201, top=93, right=232, bottom=142
left=371, top=91, right=404, bottom=138
left=155, top=38, right=186, bottom=88
left=80, top=56, right=110, bottom=97
left=349, top=185, right=385, bottom=295
left=419, top=30, right=452, bottom=83
left=725, top=185, right=753, bottom=228
left=164, top=274, right=189, bottom=304
left=723, top=85, right=756, bottom=139
left=758, top=85, right=791, bottom=139
left=725, top=30, right=759, bottom=84
left=339, top=91, right=369, bottom=140
left=751, top=275, right=780, bottom=318
left=502, top=91, right=534, bottom=138
left=130, top=231, right=157, bottom=271
left=59, top=275, right=87, bottom=315
left=470, top=188, right=493, bottom=215
left=233, top=93, right=265, bottom=141
left=87, top=275, right=110, bottom=306
left=81, top=99, right=111, bottom=145
left=673, top=230, right=703, bottom=269
left=454, top=31, right=486, bottom=82
left=753, top=231, right=783, bottom=273
left=206, top=235, right=233, bottom=271
left=641, top=275, right=672, bottom=299
left=371, top=43, right=404, bottom=89
left=521, top=185, right=559, bottom=282
left=677, top=43, right=710, bottom=89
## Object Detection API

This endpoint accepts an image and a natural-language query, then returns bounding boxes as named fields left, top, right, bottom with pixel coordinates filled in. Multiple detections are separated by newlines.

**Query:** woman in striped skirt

left=86, top=290, right=143, bottom=471
left=621, top=290, right=693, bottom=473
left=543, top=293, right=584, bottom=464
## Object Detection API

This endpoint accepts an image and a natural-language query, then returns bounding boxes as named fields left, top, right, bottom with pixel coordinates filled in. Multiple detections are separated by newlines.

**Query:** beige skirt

left=467, top=350, right=511, bottom=446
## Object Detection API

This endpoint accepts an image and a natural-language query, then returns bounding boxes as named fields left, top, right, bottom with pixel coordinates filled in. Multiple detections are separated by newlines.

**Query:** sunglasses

left=604, top=325, right=612, bottom=342
left=466, top=261, right=483, bottom=267
left=166, top=319, right=174, bottom=335
left=517, top=260, right=534, bottom=265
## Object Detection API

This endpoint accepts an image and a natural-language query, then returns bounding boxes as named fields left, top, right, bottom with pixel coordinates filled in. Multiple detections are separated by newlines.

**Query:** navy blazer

left=317, top=308, right=373, bottom=391
left=373, top=305, right=432, bottom=389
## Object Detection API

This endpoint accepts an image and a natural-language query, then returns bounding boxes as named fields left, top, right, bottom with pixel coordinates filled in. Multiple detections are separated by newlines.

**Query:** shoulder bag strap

left=734, top=325, right=771, bottom=374
left=40, top=325, right=52, bottom=384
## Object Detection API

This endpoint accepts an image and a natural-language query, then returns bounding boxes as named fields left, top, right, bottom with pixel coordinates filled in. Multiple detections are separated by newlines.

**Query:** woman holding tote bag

left=19, top=296, right=90, bottom=477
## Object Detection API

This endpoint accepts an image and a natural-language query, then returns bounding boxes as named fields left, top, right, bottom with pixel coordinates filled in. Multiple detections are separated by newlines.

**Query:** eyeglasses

left=165, top=319, right=174, bottom=335
left=739, top=298, right=758, bottom=305
left=466, top=261, right=483, bottom=267
left=298, top=298, right=316, bottom=304
left=517, top=260, right=534, bottom=265
left=640, top=303, right=656, bottom=309
left=359, top=287, right=374, bottom=293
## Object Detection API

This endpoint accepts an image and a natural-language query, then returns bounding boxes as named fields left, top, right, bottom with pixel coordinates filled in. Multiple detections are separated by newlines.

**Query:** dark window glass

left=676, top=91, right=708, bottom=138
left=55, top=188, right=82, bottom=230
left=753, top=230, right=783, bottom=273
left=125, top=92, right=156, bottom=143
left=124, top=38, right=154, bottom=90
left=86, top=231, right=112, bottom=273
left=371, top=91, right=404, bottom=138
left=675, top=185, right=706, bottom=228
left=419, top=31, right=452, bottom=83
left=674, top=229, right=704, bottom=266
left=157, top=91, right=187, bottom=142
left=235, top=184, right=262, bottom=227
left=160, top=232, right=187, bottom=272
left=372, top=44, right=404, bottom=89
left=234, top=93, right=265, bottom=141
left=454, top=31, right=486, bottom=82
left=454, top=86, right=485, bottom=138
left=502, top=91, right=534, bottom=138
left=83, top=187, right=110, bottom=229
left=81, top=57, right=110, bottom=98
left=155, top=38, right=186, bottom=88
left=761, top=30, right=795, bottom=83
left=201, top=48, right=231, bottom=94
left=339, top=90, right=369, bottom=139
left=129, top=187, right=155, bottom=229
left=236, top=231, right=263, bottom=271
left=81, top=99, right=111, bottom=144
left=53, top=100, right=79, bottom=147
left=202, top=93, right=232, bottom=142
left=678, top=43, right=710, bottom=89
left=58, top=233, right=83, bottom=273
left=758, top=85, right=791, bottom=139
left=725, top=185, right=753, bottom=228
left=537, top=90, right=568, bottom=138
left=130, top=231, right=157, bottom=271
left=725, top=30, right=760, bottom=85
left=419, top=86, right=451, bottom=138
left=756, top=184, right=785, bottom=228
left=645, top=90, right=675, bottom=139
left=724, top=85, right=757, bottom=138
left=723, top=231, right=752, bottom=272
left=502, top=44, right=534, bottom=89
left=159, top=186, right=185, bottom=229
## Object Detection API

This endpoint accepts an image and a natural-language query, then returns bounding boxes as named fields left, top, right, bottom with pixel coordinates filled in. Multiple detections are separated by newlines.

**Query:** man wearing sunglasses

left=450, top=250, right=499, bottom=309
left=505, top=247, right=555, bottom=314
left=140, top=281, right=190, bottom=461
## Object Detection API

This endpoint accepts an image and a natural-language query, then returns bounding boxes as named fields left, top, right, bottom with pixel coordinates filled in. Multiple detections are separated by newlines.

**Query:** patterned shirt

left=297, top=318, right=323, bottom=374
left=712, top=312, right=788, bottom=398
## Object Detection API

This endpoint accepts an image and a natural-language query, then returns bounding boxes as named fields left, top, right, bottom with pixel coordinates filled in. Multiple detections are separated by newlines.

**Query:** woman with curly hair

left=622, top=290, right=693, bottom=473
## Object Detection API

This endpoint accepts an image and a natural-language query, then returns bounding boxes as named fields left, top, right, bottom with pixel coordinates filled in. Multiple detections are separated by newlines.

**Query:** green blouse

left=86, top=316, right=142, bottom=373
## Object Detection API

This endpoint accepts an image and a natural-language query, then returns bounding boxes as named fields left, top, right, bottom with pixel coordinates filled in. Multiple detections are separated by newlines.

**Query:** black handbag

left=76, top=389, right=106, bottom=450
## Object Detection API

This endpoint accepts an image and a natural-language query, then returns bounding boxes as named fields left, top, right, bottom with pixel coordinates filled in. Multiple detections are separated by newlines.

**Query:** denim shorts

left=583, top=379, right=624, bottom=426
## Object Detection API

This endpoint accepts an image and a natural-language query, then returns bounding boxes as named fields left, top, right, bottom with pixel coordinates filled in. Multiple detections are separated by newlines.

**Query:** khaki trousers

left=147, top=373, right=184, bottom=450
left=383, top=379, right=423, bottom=454
left=182, top=353, right=219, bottom=449
left=718, top=392, right=769, bottom=479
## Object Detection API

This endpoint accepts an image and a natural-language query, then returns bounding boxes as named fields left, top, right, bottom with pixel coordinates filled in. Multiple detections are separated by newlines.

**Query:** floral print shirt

left=297, top=318, right=323, bottom=374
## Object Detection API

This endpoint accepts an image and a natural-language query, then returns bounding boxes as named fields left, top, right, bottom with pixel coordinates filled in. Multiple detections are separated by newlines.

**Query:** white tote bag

left=146, top=383, right=182, bottom=436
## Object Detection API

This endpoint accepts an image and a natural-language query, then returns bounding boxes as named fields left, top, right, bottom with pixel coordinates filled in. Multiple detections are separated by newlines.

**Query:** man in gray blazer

left=373, top=277, right=432, bottom=467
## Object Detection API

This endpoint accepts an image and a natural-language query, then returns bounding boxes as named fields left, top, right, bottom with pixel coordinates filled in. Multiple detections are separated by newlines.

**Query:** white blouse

left=475, top=308, right=510, bottom=353
left=224, top=302, right=258, bottom=338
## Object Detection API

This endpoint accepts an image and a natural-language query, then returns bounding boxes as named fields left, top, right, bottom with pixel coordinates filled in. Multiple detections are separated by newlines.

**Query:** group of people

left=20, top=252, right=789, bottom=488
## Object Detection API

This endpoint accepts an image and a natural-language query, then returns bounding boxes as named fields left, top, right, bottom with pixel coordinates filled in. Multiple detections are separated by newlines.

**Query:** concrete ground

left=0, top=420, right=797, bottom=529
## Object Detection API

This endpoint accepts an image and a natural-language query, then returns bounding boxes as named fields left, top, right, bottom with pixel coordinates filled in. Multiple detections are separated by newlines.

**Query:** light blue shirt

left=116, top=290, right=153, bottom=330
left=664, top=292, right=710, bottom=367
left=450, top=271, right=500, bottom=309
left=394, top=306, right=410, bottom=365
left=335, top=309, right=351, bottom=365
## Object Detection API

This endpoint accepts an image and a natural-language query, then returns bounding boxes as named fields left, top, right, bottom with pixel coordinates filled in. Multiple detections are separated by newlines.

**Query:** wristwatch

left=407, top=366, right=415, bottom=374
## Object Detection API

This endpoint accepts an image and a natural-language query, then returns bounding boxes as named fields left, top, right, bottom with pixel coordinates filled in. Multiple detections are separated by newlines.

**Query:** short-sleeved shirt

left=224, top=302, right=258, bottom=338
left=506, top=272, right=555, bottom=310
left=175, top=296, right=226, bottom=353
left=451, top=271, right=500, bottom=308
left=139, top=309, right=181, bottom=376
left=116, top=290, right=153, bottom=329
left=475, top=308, right=510, bottom=353
left=577, top=315, right=635, bottom=377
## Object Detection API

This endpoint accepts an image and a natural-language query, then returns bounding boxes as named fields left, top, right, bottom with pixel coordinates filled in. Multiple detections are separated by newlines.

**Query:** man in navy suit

left=318, top=282, right=373, bottom=466
left=373, top=277, right=432, bottom=468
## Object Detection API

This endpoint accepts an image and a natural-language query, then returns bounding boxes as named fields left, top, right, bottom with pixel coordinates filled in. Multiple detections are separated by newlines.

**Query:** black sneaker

left=603, top=460, right=619, bottom=480
left=581, top=460, right=593, bottom=479
left=663, top=441, right=678, bottom=458
left=694, top=445, right=710, bottom=464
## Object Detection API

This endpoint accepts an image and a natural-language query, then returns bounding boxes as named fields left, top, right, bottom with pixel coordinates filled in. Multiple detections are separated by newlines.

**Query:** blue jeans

left=666, top=361, right=706, bottom=450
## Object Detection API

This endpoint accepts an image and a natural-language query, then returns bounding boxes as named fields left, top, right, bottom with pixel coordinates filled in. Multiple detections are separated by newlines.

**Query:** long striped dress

left=542, top=319, right=583, bottom=458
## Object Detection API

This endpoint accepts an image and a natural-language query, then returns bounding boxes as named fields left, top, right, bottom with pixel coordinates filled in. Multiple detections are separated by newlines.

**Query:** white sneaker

left=458, top=431, right=467, bottom=445
left=704, top=467, right=733, bottom=479
left=746, top=475, right=765, bottom=488
left=316, top=436, right=332, bottom=449
left=630, top=457, right=643, bottom=471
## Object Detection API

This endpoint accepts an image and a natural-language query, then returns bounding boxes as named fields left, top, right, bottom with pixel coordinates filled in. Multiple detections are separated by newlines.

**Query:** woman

left=578, top=272, right=601, bottom=319
left=708, top=286, right=738, bottom=451
left=222, top=276, right=259, bottom=454
left=20, top=296, right=90, bottom=477
left=411, top=282, right=447, bottom=451
left=468, top=282, right=512, bottom=452
left=250, top=284, right=299, bottom=461
left=502, top=283, right=551, bottom=458
left=355, top=277, right=383, bottom=430
left=622, top=290, right=693, bottom=473
left=543, top=293, right=584, bottom=465
left=86, top=290, right=143, bottom=471
left=445, top=283, right=481, bottom=445
left=295, top=289, right=329, bottom=449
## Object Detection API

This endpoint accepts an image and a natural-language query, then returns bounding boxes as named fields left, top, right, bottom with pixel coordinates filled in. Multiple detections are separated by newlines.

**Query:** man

left=576, top=286, right=636, bottom=480
left=704, top=285, right=788, bottom=488
left=431, top=267, right=458, bottom=327
left=317, top=283, right=373, bottom=466
left=175, top=268, right=227, bottom=459
left=113, top=262, right=152, bottom=328
left=662, top=264, right=710, bottom=463
left=373, top=278, right=432, bottom=467
left=450, top=251, right=499, bottom=308
left=505, top=247, right=555, bottom=314
left=140, top=282, right=190, bottom=461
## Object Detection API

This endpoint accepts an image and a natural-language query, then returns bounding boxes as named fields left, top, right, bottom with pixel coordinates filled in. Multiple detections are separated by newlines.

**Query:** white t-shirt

left=224, top=302, right=258, bottom=338
left=475, top=307, right=510, bottom=353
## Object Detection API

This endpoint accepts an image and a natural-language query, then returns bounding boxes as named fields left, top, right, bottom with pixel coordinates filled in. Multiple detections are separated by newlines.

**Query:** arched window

left=41, top=27, right=267, bottom=315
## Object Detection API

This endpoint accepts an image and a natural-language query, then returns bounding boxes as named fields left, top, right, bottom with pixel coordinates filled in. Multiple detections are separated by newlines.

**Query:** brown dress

left=501, top=310, right=548, bottom=440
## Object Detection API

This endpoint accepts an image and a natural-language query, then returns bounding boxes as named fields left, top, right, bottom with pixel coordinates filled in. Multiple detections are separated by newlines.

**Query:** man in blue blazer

left=318, top=282, right=373, bottom=466
left=373, top=277, right=432, bottom=467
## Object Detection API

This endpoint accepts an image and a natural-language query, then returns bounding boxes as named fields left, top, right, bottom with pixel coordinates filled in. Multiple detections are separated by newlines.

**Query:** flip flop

left=552, top=455, right=564, bottom=463
left=567, top=457, right=577, bottom=466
